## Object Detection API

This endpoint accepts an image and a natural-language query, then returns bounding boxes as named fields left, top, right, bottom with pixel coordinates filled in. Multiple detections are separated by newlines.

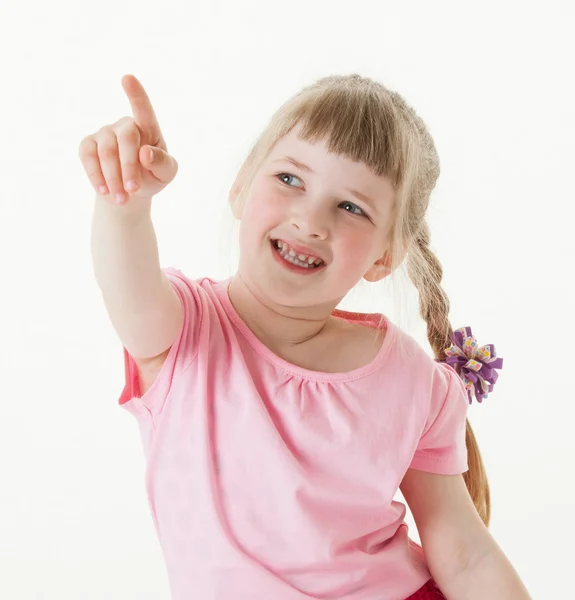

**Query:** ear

left=363, top=241, right=408, bottom=283
left=363, top=251, right=392, bottom=283
left=228, top=180, right=242, bottom=220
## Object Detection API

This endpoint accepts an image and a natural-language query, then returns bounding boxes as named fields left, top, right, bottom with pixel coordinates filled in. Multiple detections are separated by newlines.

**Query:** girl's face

left=235, top=125, right=396, bottom=308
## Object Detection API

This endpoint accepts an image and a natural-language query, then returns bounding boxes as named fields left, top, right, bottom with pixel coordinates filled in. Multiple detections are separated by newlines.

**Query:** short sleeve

left=118, top=267, right=204, bottom=420
left=409, top=361, right=469, bottom=475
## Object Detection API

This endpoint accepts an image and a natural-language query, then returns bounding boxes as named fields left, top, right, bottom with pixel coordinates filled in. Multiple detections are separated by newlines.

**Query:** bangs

left=288, top=79, right=406, bottom=188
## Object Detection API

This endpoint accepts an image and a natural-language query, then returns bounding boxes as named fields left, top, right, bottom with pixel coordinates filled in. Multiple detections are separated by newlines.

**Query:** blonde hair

left=229, top=74, right=490, bottom=527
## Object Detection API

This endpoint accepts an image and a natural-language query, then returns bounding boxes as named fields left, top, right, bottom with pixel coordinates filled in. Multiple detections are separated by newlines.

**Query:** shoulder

left=377, top=321, right=466, bottom=422
left=161, top=267, right=222, bottom=294
left=383, top=318, right=447, bottom=381
left=160, top=268, right=233, bottom=316
left=126, top=270, right=228, bottom=399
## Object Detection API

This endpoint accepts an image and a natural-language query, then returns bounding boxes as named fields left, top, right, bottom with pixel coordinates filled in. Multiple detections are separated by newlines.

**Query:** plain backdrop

left=1, top=0, right=573, bottom=598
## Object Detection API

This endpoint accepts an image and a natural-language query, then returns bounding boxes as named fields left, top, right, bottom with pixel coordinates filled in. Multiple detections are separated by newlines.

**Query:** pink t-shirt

left=119, top=267, right=469, bottom=600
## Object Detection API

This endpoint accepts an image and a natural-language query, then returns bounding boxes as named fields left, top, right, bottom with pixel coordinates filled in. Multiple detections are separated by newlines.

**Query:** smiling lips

left=272, top=238, right=326, bottom=262
left=272, top=240, right=324, bottom=268
left=270, top=239, right=326, bottom=272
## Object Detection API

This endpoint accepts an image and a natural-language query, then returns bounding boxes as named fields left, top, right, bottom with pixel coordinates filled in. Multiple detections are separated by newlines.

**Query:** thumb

left=140, top=145, right=178, bottom=184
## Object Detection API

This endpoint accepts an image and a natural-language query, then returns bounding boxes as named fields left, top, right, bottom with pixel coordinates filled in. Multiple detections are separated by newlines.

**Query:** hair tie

left=435, top=326, right=504, bottom=404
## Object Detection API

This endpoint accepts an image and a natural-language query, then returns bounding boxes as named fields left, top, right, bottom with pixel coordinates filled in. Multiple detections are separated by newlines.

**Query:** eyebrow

left=273, top=155, right=380, bottom=211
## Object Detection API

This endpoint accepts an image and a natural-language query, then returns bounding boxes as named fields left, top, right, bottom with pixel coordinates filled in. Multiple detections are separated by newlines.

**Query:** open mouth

left=271, top=239, right=325, bottom=270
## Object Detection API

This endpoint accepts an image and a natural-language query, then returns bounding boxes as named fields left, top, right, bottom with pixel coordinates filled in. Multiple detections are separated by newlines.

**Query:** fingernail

left=116, top=192, right=127, bottom=203
left=98, top=185, right=108, bottom=195
left=148, top=148, right=154, bottom=162
left=126, top=180, right=138, bottom=190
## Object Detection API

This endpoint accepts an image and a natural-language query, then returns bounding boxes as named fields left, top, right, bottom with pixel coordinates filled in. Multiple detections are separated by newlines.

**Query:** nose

left=289, top=203, right=329, bottom=240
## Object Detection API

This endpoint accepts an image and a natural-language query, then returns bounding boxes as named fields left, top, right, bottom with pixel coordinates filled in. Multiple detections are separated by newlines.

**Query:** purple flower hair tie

left=435, top=326, right=504, bottom=404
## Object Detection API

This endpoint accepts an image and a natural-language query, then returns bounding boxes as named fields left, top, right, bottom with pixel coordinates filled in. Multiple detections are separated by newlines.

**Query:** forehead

left=267, top=126, right=396, bottom=208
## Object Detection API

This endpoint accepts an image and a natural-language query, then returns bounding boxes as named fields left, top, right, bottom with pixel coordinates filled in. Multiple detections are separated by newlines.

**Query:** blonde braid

left=407, top=222, right=491, bottom=526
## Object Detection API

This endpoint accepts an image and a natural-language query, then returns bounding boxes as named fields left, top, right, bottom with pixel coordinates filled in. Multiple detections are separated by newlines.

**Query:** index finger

left=121, top=74, right=162, bottom=142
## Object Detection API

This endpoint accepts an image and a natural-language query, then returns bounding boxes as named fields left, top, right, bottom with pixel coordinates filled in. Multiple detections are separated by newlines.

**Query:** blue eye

left=277, top=173, right=303, bottom=187
left=276, top=173, right=367, bottom=218
left=340, top=201, right=365, bottom=216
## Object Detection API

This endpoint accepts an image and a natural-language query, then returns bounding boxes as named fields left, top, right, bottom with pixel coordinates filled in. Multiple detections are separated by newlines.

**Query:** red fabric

left=404, top=578, right=447, bottom=599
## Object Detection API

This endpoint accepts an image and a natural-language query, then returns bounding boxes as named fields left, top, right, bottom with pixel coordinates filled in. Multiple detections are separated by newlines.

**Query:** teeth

left=274, top=240, right=323, bottom=268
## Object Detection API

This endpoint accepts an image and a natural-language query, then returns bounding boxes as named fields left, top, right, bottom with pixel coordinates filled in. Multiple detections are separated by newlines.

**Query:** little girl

left=81, top=74, right=531, bottom=599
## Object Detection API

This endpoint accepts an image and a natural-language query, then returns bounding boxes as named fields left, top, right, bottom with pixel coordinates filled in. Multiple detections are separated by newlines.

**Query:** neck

left=226, top=272, right=339, bottom=350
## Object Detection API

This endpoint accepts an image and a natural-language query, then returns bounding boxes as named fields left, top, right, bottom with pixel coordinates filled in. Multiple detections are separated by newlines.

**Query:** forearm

left=440, top=545, right=532, bottom=600
left=90, top=194, right=171, bottom=350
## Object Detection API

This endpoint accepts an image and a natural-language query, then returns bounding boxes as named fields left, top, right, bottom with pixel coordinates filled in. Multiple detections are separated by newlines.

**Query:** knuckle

left=110, top=117, right=130, bottom=134
left=95, top=129, right=118, bottom=158
left=96, top=124, right=113, bottom=137
left=117, top=125, right=140, bottom=144
left=116, top=116, right=133, bottom=127
left=105, top=172, right=122, bottom=185
left=116, top=117, right=137, bottom=134
left=88, top=172, right=105, bottom=186
left=122, top=167, right=138, bottom=182
left=78, top=136, right=95, bottom=160
left=98, top=142, right=118, bottom=160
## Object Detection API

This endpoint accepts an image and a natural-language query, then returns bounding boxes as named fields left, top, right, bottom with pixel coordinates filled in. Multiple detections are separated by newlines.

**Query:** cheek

left=239, top=182, right=283, bottom=247
left=333, top=229, right=379, bottom=272
left=338, top=230, right=372, bottom=258
left=242, top=181, right=284, bottom=230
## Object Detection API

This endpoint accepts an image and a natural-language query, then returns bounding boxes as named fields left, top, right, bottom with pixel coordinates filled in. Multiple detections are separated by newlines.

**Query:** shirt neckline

left=212, top=277, right=396, bottom=383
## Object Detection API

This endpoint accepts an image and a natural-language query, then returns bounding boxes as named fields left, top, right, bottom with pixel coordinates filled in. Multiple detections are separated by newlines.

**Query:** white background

left=1, top=0, right=573, bottom=598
